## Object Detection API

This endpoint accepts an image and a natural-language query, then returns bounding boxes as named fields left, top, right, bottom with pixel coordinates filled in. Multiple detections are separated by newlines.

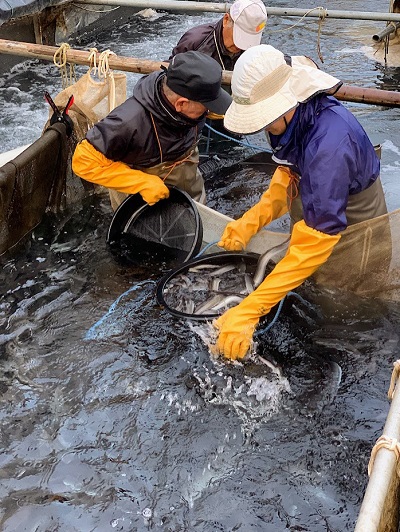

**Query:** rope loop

left=316, top=6, right=327, bottom=63
left=388, top=359, right=400, bottom=400
left=98, top=49, right=116, bottom=79
left=87, top=47, right=99, bottom=74
left=53, top=43, right=76, bottom=89
left=368, top=434, right=400, bottom=476
left=87, top=48, right=117, bottom=112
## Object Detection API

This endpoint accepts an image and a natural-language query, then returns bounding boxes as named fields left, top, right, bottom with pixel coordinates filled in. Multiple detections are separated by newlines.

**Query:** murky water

left=1, top=1, right=400, bottom=530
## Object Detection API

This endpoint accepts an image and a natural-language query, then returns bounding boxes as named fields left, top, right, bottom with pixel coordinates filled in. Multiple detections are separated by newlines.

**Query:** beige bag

left=41, top=48, right=128, bottom=204
left=45, top=48, right=127, bottom=142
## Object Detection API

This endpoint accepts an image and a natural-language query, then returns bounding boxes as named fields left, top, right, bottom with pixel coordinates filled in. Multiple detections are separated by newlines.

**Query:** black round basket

left=156, top=251, right=261, bottom=320
left=107, top=187, right=203, bottom=268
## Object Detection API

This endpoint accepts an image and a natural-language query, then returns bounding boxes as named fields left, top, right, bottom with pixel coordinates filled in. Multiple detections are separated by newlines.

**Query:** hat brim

left=201, top=88, right=232, bottom=115
left=233, top=25, right=263, bottom=51
left=290, top=59, right=342, bottom=104
left=224, top=57, right=342, bottom=134
left=224, top=85, right=298, bottom=134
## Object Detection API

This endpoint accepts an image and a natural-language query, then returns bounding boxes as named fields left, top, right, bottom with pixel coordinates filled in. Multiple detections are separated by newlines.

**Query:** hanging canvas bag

left=45, top=46, right=127, bottom=142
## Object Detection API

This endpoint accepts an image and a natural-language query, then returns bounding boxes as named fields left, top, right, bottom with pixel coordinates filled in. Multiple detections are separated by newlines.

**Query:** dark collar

left=156, top=73, right=206, bottom=128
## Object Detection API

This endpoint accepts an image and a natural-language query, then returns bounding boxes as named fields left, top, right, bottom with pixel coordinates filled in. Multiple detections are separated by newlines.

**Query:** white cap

left=229, top=0, right=268, bottom=50
left=224, top=44, right=342, bottom=134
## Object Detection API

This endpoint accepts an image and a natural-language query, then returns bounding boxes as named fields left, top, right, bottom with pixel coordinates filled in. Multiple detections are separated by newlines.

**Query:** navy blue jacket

left=269, top=95, right=380, bottom=235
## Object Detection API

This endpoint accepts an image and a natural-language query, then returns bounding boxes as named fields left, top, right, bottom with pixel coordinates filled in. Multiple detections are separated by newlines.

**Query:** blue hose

left=196, top=240, right=220, bottom=257
left=255, top=291, right=314, bottom=337
left=203, top=123, right=272, bottom=153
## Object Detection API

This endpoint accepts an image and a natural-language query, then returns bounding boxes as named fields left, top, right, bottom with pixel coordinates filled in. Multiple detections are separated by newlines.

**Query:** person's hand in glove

left=212, top=299, right=261, bottom=360
left=213, top=220, right=341, bottom=360
left=72, top=139, right=170, bottom=205
left=218, top=166, right=293, bottom=251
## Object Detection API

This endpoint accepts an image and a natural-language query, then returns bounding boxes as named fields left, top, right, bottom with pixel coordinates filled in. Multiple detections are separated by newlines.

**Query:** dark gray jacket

left=86, top=71, right=205, bottom=169
left=170, top=18, right=242, bottom=71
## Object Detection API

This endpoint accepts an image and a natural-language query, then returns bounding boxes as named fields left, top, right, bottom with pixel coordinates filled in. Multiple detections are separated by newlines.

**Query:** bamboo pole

left=1, top=38, right=400, bottom=108
left=78, top=0, right=400, bottom=23
left=354, top=371, right=400, bottom=532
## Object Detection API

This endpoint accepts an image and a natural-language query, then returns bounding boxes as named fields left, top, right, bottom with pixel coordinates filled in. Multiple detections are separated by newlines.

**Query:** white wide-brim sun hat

left=224, top=44, right=342, bottom=135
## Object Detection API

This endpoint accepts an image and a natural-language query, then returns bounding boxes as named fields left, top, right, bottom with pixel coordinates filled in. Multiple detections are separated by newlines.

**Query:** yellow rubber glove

left=72, top=140, right=170, bottom=206
left=218, top=166, right=292, bottom=251
left=213, top=220, right=341, bottom=360
left=207, top=111, right=225, bottom=120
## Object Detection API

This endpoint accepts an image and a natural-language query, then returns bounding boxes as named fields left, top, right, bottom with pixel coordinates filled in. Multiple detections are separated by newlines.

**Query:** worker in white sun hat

left=213, top=44, right=388, bottom=361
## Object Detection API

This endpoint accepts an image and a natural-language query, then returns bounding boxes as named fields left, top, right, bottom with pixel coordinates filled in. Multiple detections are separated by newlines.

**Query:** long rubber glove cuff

left=218, top=166, right=292, bottom=251
left=72, top=139, right=170, bottom=205
left=213, top=220, right=341, bottom=360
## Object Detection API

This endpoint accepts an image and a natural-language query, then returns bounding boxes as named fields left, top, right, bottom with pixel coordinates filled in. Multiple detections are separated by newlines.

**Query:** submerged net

left=0, top=123, right=89, bottom=255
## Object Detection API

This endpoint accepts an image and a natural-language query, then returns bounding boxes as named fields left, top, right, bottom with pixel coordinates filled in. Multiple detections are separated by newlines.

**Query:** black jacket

left=170, top=18, right=242, bottom=71
left=86, top=71, right=205, bottom=169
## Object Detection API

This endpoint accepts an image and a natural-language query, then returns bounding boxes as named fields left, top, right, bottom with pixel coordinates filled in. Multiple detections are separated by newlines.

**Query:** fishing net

left=107, top=188, right=203, bottom=268
left=0, top=123, right=74, bottom=255
left=42, top=50, right=128, bottom=204
left=46, top=48, right=127, bottom=143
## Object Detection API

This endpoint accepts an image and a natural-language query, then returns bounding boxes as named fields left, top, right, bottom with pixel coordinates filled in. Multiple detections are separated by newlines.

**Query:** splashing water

left=189, top=322, right=291, bottom=438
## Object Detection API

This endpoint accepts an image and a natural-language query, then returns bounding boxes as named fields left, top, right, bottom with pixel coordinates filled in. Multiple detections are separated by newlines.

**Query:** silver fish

left=194, top=294, right=226, bottom=314
left=209, top=264, right=237, bottom=277
left=188, top=264, right=223, bottom=272
left=253, top=238, right=290, bottom=288
left=211, top=295, right=244, bottom=311
left=244, top=273, right=254, bottom=294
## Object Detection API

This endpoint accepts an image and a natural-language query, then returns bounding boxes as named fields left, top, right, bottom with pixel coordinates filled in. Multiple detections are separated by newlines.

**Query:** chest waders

left=288, top=153, right=391, bottom=294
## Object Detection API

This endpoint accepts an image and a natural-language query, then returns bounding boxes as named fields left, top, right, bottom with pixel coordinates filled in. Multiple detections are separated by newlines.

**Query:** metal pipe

left=78, top=0, right=400, bottom=23
left=372, top=22, right=400, bottom=42
left=1, top=39, right=400, bottom=107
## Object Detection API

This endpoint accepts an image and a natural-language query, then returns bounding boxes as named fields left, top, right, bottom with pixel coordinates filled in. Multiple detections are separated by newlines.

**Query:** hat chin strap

left=283, top=116, right=289, bottom=132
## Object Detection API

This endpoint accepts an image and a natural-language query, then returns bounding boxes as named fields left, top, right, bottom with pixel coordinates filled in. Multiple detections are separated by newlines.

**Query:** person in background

left=72, top=51, right=231, bottom=210
left=170, top=0, right=267, bottom=138
left=170, top=0, right=268, bottom=72
left=213, top=44, right=388, bottom=360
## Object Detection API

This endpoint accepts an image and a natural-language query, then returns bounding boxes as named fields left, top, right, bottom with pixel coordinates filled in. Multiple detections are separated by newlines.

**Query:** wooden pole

left=1, top=38, right=400, bottom=108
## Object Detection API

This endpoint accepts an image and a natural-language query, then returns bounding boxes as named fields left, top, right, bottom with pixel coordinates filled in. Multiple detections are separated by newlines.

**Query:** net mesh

left=126, top=202, right=198, bottom=252
left=0, top=123, right=89, bottom=255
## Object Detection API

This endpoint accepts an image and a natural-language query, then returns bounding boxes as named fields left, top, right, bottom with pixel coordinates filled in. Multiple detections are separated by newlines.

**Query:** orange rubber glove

left=72, top=139, right=170, bottom=206
left=218, top=166, right=292, bottom=251
left=213, top=220, right=341, bottom=360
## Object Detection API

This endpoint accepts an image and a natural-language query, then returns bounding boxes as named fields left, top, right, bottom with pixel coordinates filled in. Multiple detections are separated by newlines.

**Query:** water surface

left=1, top=1, right=400, bottom=530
